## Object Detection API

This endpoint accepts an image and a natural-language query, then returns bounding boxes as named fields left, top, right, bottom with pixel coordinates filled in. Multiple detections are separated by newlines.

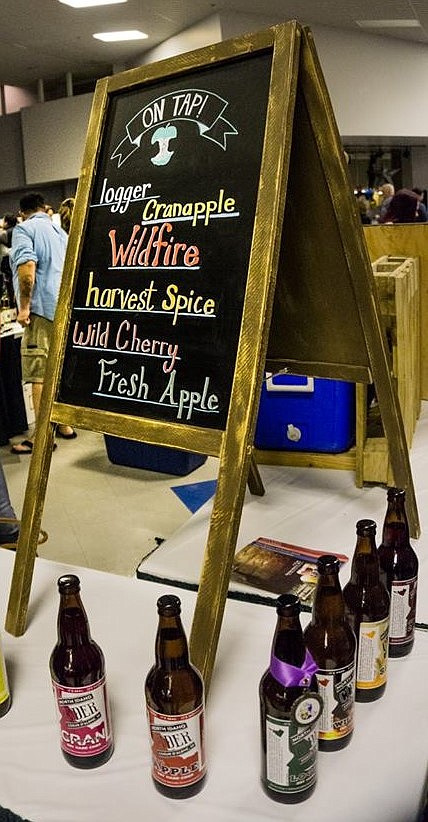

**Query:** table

left=0, top=547, right=427, bottom=822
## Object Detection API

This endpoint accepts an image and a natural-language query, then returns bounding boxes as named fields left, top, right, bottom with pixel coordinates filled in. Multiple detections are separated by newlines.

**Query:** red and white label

left=147, top=704, right=206, bottom=788
left=52, top=676, right=112, bottom=758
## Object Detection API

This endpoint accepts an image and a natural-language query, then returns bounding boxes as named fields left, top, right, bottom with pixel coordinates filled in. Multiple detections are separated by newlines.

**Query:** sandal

left=10, top=439, right=57, bottom=454
left=10, top=439, right=33, bottom=454
left=0, top=516, right=48, bottom=553
left=56, top=428, right=77, bottom=440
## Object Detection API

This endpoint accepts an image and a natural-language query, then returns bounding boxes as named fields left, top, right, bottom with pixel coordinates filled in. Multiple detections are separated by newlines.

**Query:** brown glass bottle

left=50, top=575, right=114, bottom=768
left=145, top=594, right=206, bottom=798
left=378, top=487, right=418, bottom=658
left=343, top=520, right=390, bottom=703
left=304, top=555, right=356, bottom=751
left=259, top=594, right=323, bottom=804
left=0, top=633, right=11, bottom=717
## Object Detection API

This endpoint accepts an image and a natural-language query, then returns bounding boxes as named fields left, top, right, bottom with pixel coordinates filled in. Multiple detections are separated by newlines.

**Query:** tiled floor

left=1, top=427, right=218, bottom=576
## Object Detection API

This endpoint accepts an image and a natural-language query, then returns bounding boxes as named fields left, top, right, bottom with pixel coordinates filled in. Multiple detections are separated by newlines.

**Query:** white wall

left=21, top=93, right=94, bottom=185
left=310, top=24, right=428, bottom=138
left=121, top=14, right=222, bottom=68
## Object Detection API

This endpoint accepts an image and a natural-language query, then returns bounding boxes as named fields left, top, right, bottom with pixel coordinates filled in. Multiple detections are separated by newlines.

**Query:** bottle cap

left=387, top=487, right=405, bottom=501
left=317, top=554, right=340, bottom=574
left=356, top=518, right=376, bottom=536
left=276, top=593, right=300, bottom=615
left=57, top=574, right=80, bottom=593
left=157, top=594, right=181, bottom=615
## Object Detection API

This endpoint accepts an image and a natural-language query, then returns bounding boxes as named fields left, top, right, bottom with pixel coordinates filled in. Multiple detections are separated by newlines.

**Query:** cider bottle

left=304, top=555, right=356, bottom=750
left=378, top=487, right=418, bottom=657
left=145, top=594, right=207, bottom=798
left=0, top=632, right=11, bottom=717
left=259, top=594, right=323, bottom=803
left=50, top=575, right=114, bottom=768
left=343, top=520, right=390, bottom=702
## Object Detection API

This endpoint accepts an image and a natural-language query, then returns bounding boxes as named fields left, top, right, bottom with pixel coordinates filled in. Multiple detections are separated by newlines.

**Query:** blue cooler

left=104, top=436, right=207, bottom=476
left=254, top=373, right=355, bottom=453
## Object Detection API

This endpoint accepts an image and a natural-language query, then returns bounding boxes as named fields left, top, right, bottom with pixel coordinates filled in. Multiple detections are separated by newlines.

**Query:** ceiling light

left=59, top=0, right=127, bottom=7
left=93, top=30, right=148, bottom=42
left=356, top=19, right=421, bottom=28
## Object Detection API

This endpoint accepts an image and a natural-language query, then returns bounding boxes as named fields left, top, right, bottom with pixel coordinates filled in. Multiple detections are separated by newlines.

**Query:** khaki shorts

left=21, top=314, right=53, bottom=383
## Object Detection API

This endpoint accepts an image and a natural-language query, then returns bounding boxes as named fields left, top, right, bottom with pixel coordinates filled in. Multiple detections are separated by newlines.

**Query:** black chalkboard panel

left=58, top=50, right=272, bottom=430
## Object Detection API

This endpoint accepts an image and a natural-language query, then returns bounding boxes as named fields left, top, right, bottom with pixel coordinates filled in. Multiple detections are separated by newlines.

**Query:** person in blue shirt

left=10, top=192, right=75, bottom=454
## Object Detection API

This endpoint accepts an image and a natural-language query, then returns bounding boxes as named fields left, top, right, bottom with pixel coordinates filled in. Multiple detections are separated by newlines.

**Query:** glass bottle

left=0, top=632, right=11, bottom=717
left=343, top=520, right=390, bottom=703
left=145, top=594, right=206, bottom=798
left=50, top=574, right=114, bottom=768
left=304, top=555, right=356, bottom=751
left=378, top=487, right=418, bottom=657
left=259, top=593, right=323, bottom=803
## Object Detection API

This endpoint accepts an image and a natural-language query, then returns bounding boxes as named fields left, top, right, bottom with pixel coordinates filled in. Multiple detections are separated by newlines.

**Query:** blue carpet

left=171, top=479, right=217, bottom=514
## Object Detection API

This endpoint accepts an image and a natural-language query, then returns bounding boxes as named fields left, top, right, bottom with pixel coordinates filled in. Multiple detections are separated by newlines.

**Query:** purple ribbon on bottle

left=270, top=650, right=318, bottom=687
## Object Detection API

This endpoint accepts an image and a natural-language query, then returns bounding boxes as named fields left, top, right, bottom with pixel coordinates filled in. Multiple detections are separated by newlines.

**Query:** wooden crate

left=364, top=224, right=428, bottom=399
left=355, top=255, right=421, bottom=486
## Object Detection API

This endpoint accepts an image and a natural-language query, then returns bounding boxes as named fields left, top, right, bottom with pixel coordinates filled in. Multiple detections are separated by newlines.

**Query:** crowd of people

left=355, top=183, right=428, bottom=225
left=0, top=192, right=74, bottom=547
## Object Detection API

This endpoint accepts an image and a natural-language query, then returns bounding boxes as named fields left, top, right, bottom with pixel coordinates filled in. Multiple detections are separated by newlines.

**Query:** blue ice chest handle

left=265, top=373, right=314, bottom=393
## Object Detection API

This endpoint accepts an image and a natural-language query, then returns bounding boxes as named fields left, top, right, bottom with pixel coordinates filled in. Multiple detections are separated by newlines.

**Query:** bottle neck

left=271, top=614, right=306, bottom=667
left=312, top=571, right=346, bottom=624
left=155, top=613, right=190, bottom=670
left=382, top=499, right=410, bottom=548
left=350, top=534, right=381, bottom=584
left=57, top=592, right=91, bottom=646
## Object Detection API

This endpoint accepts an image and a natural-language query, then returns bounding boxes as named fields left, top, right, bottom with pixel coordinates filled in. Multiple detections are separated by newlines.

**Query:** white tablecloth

left=0, top=545, right=427, bottom=822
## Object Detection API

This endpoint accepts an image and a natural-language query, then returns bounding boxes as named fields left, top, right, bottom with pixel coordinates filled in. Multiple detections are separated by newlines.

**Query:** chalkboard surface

left=58, top=50, right=272, bottom=430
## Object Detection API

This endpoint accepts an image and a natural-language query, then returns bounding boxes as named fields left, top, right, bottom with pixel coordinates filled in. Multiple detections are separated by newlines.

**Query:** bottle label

left=0, top=636, right=9, bottom=706
left=389, top=576, right=417, bottom=645
left=147, top=704, right=206, bottom=789
left=265, top=693, right=322, bottom=795
left=52, top=676, right=112, bottom=758
left=356, top=618, right=389, bottom=690
left=315, top=662, right=355, bottom=741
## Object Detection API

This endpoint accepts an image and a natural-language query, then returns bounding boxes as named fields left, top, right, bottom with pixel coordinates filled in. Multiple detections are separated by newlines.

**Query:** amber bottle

left=259, top=594, right=323, bottom=803
left=50, top=575, right=114, bottom=768
left=378, top=487, right=418, bottom=658
left=0, top=633, right=11, bottom=717
left=304, top=555, right=356, bottom=751
left=145, top=594, right=207, bottom=798
left=343, top=520, right=390, bottom=703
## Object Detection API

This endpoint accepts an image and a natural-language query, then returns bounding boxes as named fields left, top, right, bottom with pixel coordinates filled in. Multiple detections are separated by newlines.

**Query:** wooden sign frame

left=5, top=21, right=418, bottom=694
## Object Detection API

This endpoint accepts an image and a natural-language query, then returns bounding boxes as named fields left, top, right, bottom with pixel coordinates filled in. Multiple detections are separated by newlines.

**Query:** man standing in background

left=10, top=192, right=75, bottom=454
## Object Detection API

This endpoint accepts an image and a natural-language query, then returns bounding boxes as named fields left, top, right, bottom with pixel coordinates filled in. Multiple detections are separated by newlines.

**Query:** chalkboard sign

left=58, top=51, right=273, bottom=431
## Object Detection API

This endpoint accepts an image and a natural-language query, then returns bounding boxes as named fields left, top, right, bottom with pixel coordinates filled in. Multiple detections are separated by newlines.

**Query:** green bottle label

left=265, top=692, right=323, bottom=795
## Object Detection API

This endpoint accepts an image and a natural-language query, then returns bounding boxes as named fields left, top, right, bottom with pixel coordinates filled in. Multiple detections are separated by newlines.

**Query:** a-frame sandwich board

left=5, top=21, right=302, bottom=646
left=5, top=22, right=418, bottom=697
